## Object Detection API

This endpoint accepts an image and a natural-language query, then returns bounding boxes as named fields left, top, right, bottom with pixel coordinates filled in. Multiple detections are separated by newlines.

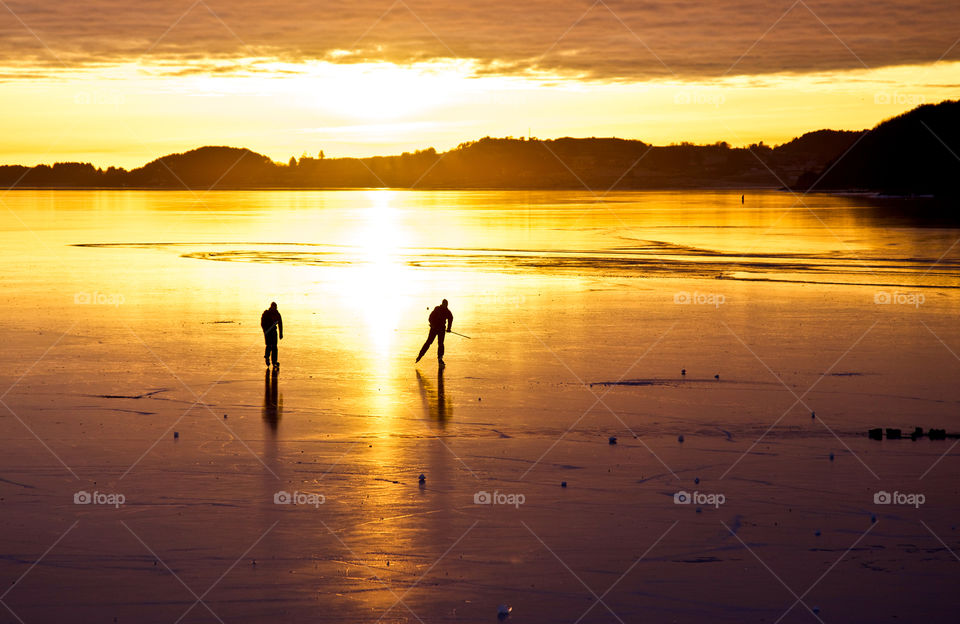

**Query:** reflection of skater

left=262, top=367, right=282, bottom=432
left=416, top=368, right=451, bottom=426
left=260, top=302, right=283, bottom=368
left=415, top=299, right=453, bottom=366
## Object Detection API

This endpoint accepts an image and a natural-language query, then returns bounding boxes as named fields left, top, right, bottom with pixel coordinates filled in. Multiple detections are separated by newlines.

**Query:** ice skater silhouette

left=415, top=299, right=453, bottom=367
left=260, top=302, right=283, bottom=368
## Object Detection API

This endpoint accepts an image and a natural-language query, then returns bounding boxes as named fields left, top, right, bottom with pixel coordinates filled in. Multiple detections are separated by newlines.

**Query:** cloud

left=1, top=0, right=957, bottom=80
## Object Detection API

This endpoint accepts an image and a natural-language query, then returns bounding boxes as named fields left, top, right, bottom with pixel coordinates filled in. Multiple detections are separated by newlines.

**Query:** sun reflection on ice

left=340, top=190, right=419, bottom=365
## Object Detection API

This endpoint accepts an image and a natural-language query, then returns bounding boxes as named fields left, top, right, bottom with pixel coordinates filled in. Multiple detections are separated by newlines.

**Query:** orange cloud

left=0, top=0, right=957, bottom=79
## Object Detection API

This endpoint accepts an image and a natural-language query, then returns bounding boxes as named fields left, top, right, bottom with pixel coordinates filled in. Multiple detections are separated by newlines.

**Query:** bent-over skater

left=416, top=299, right=453, bottom=366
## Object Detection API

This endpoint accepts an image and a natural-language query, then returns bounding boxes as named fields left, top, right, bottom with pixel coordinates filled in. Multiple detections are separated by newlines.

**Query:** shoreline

left=0, top=184, right=783, bottom=192
left=0, top=185, right=939, bottom=198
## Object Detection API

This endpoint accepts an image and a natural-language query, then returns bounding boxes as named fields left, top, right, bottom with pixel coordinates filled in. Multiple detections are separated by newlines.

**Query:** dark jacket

left=261, top=308, right=283, bottom=341
left=428, top=305, right=453, bottom=330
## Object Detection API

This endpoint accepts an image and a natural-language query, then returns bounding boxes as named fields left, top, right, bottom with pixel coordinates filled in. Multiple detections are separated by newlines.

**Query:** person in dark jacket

left=415, top=299, right=453, bottom=366
left=260, top=302, right=283, bottom=368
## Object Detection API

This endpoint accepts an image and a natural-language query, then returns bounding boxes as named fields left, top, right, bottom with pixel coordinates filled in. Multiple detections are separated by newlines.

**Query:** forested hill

left=0, top=130, right=865, bottom=190
left=799, top=100, right=960, bottom=196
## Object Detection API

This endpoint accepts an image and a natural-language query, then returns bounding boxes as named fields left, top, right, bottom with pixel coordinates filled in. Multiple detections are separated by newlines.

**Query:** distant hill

left=127, top=146, right=280, bottom=188
left=772, top=129, right=864, bottom=169
left=798, top=100, right=959, bottom=196
left=1, top=104, right=952, bottom=192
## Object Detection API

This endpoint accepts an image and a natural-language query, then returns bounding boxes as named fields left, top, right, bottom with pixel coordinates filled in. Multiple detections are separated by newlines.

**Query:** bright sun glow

left=0, top=59, right=957, bottom=167
left=309, top=62, right=467, bottom=120
left=341, top=190, right=416, bottom=360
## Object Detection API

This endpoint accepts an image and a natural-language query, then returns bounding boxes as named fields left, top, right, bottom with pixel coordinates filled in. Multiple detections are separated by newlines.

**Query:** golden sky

left=0, top=0, right=958, bottom=167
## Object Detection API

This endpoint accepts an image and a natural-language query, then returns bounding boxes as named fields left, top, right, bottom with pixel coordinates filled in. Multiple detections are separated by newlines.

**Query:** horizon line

left=3, top=130, right=865, bottom=171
